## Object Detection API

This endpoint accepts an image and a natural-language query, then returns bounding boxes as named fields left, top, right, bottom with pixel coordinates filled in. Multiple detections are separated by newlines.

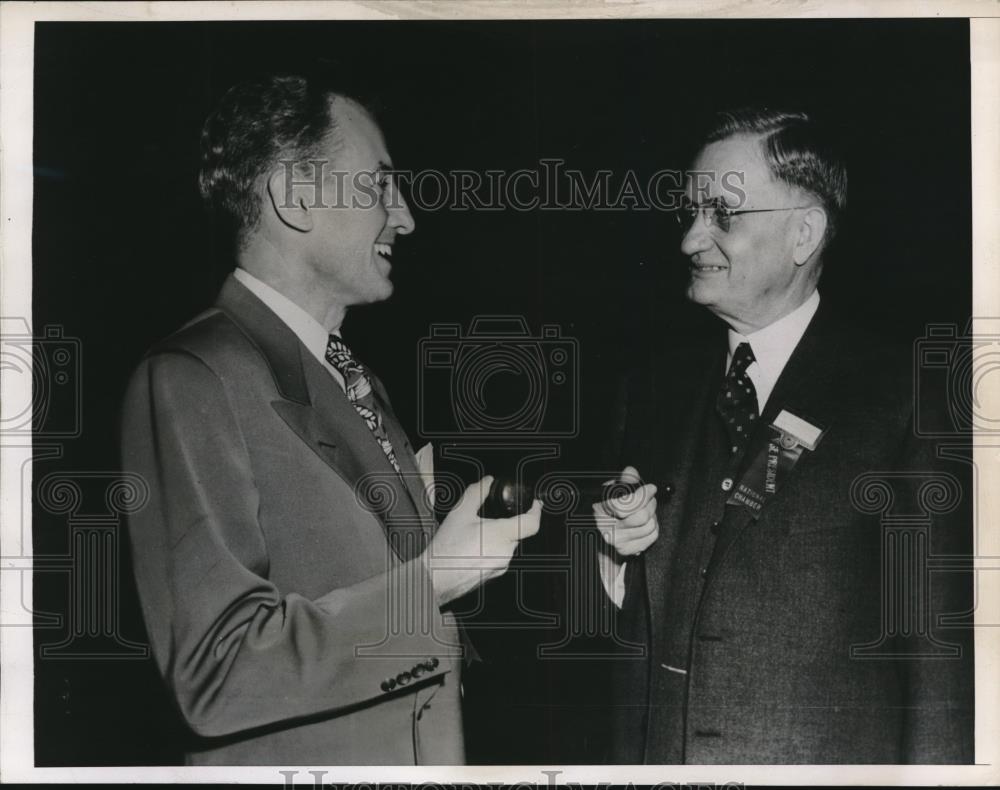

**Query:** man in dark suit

left=121, top=75, right=540, bottom=765
left=597, top=108, right=974, bottom=763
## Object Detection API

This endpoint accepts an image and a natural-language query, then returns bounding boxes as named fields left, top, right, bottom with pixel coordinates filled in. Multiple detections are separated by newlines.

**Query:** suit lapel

left=303, top=354, right=433, bottom=536
left=704, top=304, right=846, bottom=578
left=215, top=275, right=430, bottom=555
left=369, top=375, right=436, bottom=527
left=737, top=302, right=843, bottom=496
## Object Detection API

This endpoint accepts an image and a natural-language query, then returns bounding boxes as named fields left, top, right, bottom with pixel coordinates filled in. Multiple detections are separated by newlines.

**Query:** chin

left=686, top=280, right=713, bottom=306
left=369, top=279, right=394, bottom=303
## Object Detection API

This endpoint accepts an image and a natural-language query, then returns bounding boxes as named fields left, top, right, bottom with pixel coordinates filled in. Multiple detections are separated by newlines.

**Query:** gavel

left=478, top=476, right=656, bottom=519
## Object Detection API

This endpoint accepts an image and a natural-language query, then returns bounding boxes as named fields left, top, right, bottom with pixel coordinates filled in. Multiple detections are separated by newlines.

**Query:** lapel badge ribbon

left=728, top=409, right=826, bottom=519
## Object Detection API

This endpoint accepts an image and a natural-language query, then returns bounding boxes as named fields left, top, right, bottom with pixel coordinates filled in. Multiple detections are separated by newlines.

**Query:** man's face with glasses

left=679, top=134, right=819, bottom=335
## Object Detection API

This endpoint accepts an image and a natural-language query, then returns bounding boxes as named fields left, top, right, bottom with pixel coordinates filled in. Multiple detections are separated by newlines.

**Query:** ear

left=793, top=206, right=828, bottom=266
left=265, top=165, right=314, bottom=233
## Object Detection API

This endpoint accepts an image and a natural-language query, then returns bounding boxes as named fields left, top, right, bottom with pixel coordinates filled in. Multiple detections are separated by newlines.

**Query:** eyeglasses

left=673, top=197, right=817, bottom=233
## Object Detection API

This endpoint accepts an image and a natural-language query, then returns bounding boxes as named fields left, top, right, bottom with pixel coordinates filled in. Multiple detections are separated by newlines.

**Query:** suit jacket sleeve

left=122, top=350, right=450, bottom=739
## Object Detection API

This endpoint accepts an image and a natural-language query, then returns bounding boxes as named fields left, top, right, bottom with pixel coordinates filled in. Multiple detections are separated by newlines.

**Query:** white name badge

left=727, top=409, right=826, bottom=519
left=772, top=409, right=825, bottom=452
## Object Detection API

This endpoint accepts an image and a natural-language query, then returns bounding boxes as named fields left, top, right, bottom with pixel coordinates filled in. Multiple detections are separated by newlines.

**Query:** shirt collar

left=233, top=268, right=343, bottom=367
left=727, top=289, right=821, bottom=387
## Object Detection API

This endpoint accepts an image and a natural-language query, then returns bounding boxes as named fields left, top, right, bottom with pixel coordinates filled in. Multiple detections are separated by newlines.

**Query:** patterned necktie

left=324, top=335, right=401, bottom=474
left=716, top=341, right=759, bottom=456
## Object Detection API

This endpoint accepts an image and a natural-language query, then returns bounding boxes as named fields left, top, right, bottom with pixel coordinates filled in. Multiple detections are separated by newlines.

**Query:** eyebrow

left=682, top=195, right=727, bottom=207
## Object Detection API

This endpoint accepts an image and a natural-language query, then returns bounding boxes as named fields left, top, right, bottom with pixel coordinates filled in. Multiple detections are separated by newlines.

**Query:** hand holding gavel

left=477, top=466, right=663, bottom=559
left=477, top=474, right=646, bottom=518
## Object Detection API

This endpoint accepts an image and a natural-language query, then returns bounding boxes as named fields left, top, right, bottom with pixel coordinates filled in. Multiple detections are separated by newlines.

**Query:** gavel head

left=479, top=476, right=534, bottom=519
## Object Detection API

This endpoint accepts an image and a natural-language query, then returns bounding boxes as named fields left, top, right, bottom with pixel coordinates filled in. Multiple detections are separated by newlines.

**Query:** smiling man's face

left=307, top=98, right=415, bottom=310
left=681, top=134, right=811, bottom=334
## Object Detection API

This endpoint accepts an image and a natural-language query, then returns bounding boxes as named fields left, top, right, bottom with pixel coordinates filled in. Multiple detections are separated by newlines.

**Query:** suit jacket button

left=662, top=483, right=675, bottom=496
left=396, top=671, right=412, bottom=686
left=710, top=521, right=721, bottom=535
left=700, top=567, right=709, bottom=579
left=381, top=678, right=397, bottom=692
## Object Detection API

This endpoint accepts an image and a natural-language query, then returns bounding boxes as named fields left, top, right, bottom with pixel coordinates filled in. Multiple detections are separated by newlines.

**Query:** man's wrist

left=420, top=551, right=473, bottom=609
left=595, top=540, right=627, bottom=608
left=595, top=532, right=625, bottom=566
left=420, top=551, right=448, bottom=608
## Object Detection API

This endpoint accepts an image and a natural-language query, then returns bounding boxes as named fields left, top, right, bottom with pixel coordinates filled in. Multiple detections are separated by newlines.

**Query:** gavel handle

left=478, top=477, right=647, bottom=519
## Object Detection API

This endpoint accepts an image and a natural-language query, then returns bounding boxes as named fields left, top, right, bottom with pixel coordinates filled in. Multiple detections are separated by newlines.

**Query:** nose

left=387, top=188, right=415, bottom=236
left=679, top=210, right=713, bottom=258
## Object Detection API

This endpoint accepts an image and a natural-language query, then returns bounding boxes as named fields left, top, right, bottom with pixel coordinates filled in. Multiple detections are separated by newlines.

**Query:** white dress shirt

left=233, top=267, right=346, bottom=390
left=726, top=289, right=820, bottom=413
left=601, top=290, right=822, bottom=606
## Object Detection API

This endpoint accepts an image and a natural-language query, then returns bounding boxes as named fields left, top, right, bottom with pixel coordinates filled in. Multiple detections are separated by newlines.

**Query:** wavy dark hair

left=198, top=75, right=344, bottom=248
left=705, top=108, right=847, bottom=242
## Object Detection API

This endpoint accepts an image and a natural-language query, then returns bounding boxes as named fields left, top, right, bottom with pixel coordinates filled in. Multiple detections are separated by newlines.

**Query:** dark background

left=31, top=19, right=971, bottom=765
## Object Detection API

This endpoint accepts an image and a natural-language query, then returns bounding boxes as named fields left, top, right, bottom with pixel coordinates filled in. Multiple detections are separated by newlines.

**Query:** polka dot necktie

left=325, top=335, right=401, bottom=474
left=716, top=342, right=759, bottom=456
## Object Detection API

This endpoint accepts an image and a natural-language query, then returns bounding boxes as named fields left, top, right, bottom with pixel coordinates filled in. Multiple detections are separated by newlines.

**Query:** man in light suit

left=121, top=75, right=540, bottom=765
left=597, top=108, right=974, bottom=763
